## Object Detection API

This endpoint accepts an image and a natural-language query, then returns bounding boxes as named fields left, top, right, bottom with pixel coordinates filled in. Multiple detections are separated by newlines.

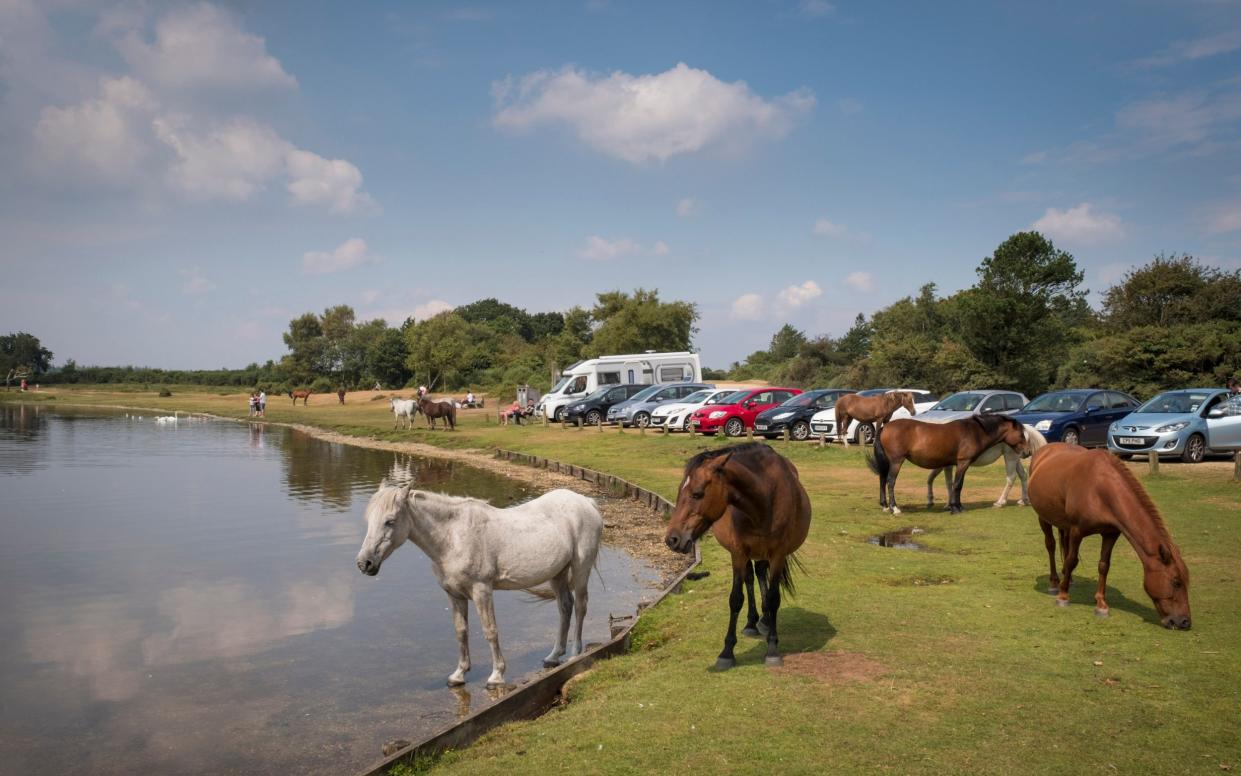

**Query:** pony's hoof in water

left=764, top=655, right=784, bottom=668
left=1094, top=607, right=1110, bottom=618
left=713, top=657, right=736, bottom=671
left=447, top=675, right=466, bottom=687
left=485, top=677, right=506, bottom=689
left=1055, top=598, right=1070, bottom=608
left=741, top=626, right=761, bottom=638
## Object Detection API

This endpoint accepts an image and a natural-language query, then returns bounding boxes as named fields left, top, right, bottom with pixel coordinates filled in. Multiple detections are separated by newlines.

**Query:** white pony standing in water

left=355, top=484, right=603, bottom=688
left=926, top=424, right=1047, bottom=508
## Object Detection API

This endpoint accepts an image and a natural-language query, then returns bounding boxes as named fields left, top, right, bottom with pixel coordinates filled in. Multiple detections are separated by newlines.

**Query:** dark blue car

left=1011, top=389, right=1140, bottom=447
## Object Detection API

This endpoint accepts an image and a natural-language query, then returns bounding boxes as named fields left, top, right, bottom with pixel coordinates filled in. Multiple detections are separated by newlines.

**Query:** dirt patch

left=773, top=650, right=887, bottom=684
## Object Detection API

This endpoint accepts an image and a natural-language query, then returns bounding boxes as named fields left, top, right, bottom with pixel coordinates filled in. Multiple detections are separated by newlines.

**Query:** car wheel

left=858, top=423, right=876, bottom=445
left=724, top=418, right=745, bottom=437
left=553, top=407, right=564, bottom=423
left=791, top=420, right=810, bottom=441
left=1062, top=427, right=1080, bottom=446
left=634, top=412, right=651, bottom=428
left=1181, top=433, right=1206, bottom=464
left=585, top=410, right=602, bottom=426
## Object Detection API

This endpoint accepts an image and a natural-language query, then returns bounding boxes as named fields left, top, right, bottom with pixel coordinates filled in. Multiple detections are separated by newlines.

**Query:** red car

left=689, top=387, right=803, bottom=437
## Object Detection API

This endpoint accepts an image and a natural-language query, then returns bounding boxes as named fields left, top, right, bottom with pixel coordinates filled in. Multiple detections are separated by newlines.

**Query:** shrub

left=157, top=387, right=172, bottom=397
left=310, top=377, right=334, bottom=393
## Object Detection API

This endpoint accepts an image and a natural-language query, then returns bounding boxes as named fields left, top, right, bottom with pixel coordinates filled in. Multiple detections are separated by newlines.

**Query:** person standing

left=249, top=393, right=258, bottom=417
left=1227, top=377, right=1241, bottom=413
left=258, top=390, right=267, bottom=417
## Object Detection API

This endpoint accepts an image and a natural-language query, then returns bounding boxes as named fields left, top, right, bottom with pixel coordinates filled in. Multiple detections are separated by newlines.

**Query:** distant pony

left=288, top=389, right=311, bottom=406
left=417, top=397, right=457, bottom=430
left=337, top=388, right=346, bottom=405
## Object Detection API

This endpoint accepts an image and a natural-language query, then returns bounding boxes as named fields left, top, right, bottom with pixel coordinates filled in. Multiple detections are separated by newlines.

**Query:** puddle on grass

left=868, top=527, right=926, bottom=550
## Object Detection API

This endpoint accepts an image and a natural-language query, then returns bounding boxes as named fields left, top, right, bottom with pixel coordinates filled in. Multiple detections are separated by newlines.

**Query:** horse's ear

left=712, top=451, right=734, bottom=475
left=1158, top=544, right=1173, bottom=566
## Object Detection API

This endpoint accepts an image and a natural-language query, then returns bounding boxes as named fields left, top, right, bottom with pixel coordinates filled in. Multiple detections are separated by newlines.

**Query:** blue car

left=1106, top=388, right=1241, bottom=463
left=1011, top=389, right=1139, bottom=447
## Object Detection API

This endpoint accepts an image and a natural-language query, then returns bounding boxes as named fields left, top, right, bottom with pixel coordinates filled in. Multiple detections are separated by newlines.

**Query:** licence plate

left=755, top=424, right=768, bottom=431
left=1119, top=437, right=1145, bottom=445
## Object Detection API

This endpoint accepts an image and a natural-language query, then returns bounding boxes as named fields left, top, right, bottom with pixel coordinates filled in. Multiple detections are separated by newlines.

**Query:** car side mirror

left=1086, top=404, right=1102, bottom=413
left=1208, top=408, right=1226, bottom=419
left=745, top=401, right=756, bottom=409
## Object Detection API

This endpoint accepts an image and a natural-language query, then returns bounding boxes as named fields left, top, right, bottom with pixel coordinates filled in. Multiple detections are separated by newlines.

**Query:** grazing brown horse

left=834, top=391, right=916, bottom=446
left=417, top=397, right=457, bottom=430
left=337, top=388, right=346, bottom=404
left=664, top=443, right=811, bottom=669
left=1028, top=444, right=1190, bottom=629
left=867, top=415, right=1028, bottom=515
left=288, top=389, right=311, bottom=405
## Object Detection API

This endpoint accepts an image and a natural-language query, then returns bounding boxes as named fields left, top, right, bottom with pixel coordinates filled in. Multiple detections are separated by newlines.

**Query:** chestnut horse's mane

left=1099, top=452, right=1172, bottom=543
left=684, top=442, right=770, bottom=474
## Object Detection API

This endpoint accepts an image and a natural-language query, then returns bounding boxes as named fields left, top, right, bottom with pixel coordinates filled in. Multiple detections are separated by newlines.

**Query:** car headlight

left=708, top=411, right=727, bottom=420
left=773, top=412, right=794, bottom=420
left=1155, top=421, right=1189, bottom=433
left=1034, top=420, right=1052, bottom=431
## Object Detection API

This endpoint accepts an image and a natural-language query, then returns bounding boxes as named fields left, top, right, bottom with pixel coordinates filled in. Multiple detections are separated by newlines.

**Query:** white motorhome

left=537, top=351, right=702, bottom=422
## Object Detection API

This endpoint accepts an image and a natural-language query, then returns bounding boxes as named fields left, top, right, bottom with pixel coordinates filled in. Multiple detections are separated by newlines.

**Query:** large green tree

left=2, top=332, right=53, bottom=386
left=588, top=289, right=698, bottom=355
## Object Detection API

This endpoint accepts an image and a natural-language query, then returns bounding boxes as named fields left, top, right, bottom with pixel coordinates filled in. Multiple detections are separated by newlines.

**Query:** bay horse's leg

left=755, top=560, right=772, bottom=635
left=949, top=460, right=973, bottom=514
left=1094, top=530, right=1120, bottom=617
left=837, top=410, right=851, bottom=446
left=446, top=593, right=471, bottom=686
left=1039, top=519, right=1060, bottom=593
left=1056, top=528, right=1084, bottom=608
left=715, top=558, right=747, bottom=670
left=942, top=465, right=956, bottom=512
left=543, top=573, right=571, bottom=667
left=470, top=586, right=507, bottom=687
left=886, top=456, right=906, bottom=515
left=741, top=561, right=761, bottom=637
left=762, top=560, right=785, bottom=667
left=926, top=468, right=941, bottom=509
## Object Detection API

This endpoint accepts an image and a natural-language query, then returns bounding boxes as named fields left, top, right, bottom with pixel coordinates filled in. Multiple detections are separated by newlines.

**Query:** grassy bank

left=8, top=387, right=1241, bottom=774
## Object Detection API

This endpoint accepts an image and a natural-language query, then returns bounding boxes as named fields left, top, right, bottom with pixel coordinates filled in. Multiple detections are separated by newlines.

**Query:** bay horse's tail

left=778, top=552, right=806, bottom=596
left=865, top=427, right=890, bottom=481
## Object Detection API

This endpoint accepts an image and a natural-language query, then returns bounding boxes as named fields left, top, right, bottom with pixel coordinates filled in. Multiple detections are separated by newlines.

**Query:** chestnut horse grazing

left=288, top=389, right=311, bottom=405
left=834, top=391, right=916, bottom=446
left=665, top=443, right=811, bottom=669
left=1028, top=444, right=1190, bottom=629
left=867, top=415, right=1029, bottom=515
left=417, top=397, right=457, bottom=430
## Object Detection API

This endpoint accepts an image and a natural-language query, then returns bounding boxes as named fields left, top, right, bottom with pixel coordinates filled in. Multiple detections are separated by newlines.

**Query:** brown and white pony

left=834, top=391, right=916, bottom=446
left=1028, top=443, right=1190, bottom=629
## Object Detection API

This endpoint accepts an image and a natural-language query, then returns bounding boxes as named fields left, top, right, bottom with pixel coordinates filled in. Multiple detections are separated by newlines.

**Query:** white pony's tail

left=521, top=586, right=557, bottom=602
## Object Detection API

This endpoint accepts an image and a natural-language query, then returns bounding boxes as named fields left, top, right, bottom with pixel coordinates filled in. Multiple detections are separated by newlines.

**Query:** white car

left=650, top=388, right=736, bottom=431
left=809, top=388, right=939, bottom=443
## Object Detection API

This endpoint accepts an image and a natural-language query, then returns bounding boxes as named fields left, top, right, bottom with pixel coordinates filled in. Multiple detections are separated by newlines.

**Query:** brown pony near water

left=1028, top=443, right=1191, bottom=629
left=867, top=415, right=1029, bottom=515
left=834, top=391, right=916, bottom=446
left=664, top=443, right=811, bottom=669
left=288, top=389, right=311, bottom=405
left=417, top=397, right=457, bottom=430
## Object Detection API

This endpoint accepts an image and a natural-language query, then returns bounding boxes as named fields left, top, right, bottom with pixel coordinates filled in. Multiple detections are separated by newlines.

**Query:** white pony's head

left=356, top=482, right=413, bottom=576
left=1021, top=424, right=1048, bottom=459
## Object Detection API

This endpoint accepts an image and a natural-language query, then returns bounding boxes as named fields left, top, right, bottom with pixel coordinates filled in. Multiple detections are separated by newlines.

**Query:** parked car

left=1011, top=389, right=1139, bottom=446
left=754, top=389, right=856, bottom=440
left=689, top=387, right=802, bottom=437
left=562, top=384, right=648, bottom=426
left=650, top=388, right=736, bottom=431
left=915, top=390, right=1029, bottom=424
left=605, top=382, right=712, bottom=427
left=1106, top=388, right=1241, bottom=463
left=809, top=388, right=938, bottom=443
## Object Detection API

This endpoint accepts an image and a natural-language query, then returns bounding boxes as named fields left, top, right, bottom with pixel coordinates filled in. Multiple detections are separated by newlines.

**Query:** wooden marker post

left=1233, top=453, right=1240, bottom=482
left=783, top=427, right=791, bottom=444
left=1148, top=453, right=1160, bottom=475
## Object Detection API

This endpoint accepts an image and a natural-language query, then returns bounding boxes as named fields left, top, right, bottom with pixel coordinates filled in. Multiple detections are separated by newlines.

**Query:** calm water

left=0, top=405, right=660, bottom=775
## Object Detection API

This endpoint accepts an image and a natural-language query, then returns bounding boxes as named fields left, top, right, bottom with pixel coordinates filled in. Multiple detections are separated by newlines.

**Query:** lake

left=0, top=405, right=661, bottom=775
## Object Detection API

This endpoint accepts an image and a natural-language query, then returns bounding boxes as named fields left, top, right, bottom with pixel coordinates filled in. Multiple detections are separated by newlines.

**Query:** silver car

left=916, top=390, right=1029, bottom=424
left=605, top=383, right=712, bottom=427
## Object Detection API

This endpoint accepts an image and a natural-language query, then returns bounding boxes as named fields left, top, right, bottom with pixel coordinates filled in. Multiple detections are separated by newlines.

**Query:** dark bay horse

left=337, top=388, right=346, bottom=404
left=834, top=391, right=915, bottom=446
left=288, top=389, right=311, bottom=405
left=867, top=415, right=1028, bottom=515
left=417, top=397, right=457, bottom=430
left=1028, top=444, right=1190, bottom=629
left=665, top=443, right=811, bottom=669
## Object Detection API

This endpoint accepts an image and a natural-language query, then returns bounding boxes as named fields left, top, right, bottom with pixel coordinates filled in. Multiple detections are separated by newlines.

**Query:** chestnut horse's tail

left=865, top=427, right=890, bottom=482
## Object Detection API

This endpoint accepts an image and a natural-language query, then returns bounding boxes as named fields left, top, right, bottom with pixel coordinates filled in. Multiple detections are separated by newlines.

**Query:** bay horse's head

left=665, top=450, right=735, bottom=554
left=356, top=483, right=413, bottom=576
left=992, top=416, right=1029, bottom=456
left=1147, top=541, right=1192, bottom=630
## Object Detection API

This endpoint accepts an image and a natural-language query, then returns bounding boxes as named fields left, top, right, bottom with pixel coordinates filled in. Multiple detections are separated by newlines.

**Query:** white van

left=537, top=351, right=702, bottom=422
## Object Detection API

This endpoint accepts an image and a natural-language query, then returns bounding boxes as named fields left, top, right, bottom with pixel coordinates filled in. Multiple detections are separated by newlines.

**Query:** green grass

left=9, top=387, right=1241, bottom=774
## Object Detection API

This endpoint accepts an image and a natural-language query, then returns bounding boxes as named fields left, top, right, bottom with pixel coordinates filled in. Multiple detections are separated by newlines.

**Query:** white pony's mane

left=371, top=484, right=487, bottom=516
left=1023, top=424, right=1048, bottom=453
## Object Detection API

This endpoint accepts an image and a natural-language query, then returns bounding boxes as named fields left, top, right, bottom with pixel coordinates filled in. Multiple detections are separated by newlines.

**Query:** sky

left=2, top=0, right=1240, bottom=370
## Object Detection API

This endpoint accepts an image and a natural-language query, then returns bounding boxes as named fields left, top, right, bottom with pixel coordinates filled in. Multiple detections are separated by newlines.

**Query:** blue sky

left=2, top=0, right=1240, bottom=370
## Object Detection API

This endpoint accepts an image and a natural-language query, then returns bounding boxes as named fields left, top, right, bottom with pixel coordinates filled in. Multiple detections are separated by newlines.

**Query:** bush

left=310, top=377, right=334, bottom=394
left=158, top=387, right=172, bottom=397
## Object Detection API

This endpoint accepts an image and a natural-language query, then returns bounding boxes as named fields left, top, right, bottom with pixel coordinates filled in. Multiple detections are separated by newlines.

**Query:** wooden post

left=1234, top=453, right=1240, bottom=482
left=1148, top=453, right=1160, bottom=475
left=542, top=414, right=549, bottom=427
left=662, top=424, right=668, bottom=436
left=746, top=427, right=753, bottom=441
left=618, top=421, right=624, bottom=433
left=819, top=433, right=827, bottom=447
left=597, top=417, right=603, bottom=432
left=640, top=425, right=646, bottom=436
left=782, top=427, right=791, bottom=444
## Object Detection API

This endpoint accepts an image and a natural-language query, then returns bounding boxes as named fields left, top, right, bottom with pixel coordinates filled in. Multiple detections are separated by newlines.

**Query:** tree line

left=16, top=231, right=1240, bottom=400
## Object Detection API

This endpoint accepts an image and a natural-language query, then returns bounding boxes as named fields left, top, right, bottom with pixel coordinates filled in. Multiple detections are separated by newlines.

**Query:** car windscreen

left=550, top=376, right=570, bottom=393
left=783, top=391, right=829, bottom=407
left=680, top=390, right=713, bottom=404
left=1134, top=391, right=1211, bottom=414
left=704, top=390, right=737, bottom=405
left=583, top=386, right=613, bottom=401
left=716, top=390, right=750, bottom=405
left=628, top=384, right=664, bottom=402
left=858, top=388, right=892, bottom=397
left=930, top=392, right=984, bottom=411
left=1022, top=392, right=1085, bottom=413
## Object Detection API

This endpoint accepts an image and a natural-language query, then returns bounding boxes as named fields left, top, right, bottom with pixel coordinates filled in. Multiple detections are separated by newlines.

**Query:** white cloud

left=579, top=235, right=639, bottom=261
left=179, top=266, right=215, bottom=295
left=837, top=97, right=862, bottom=115
left=1207, top=205, right=1241, bottom=234
left=652, top=240, right=670, bottom=256
left=776, top=280, right=822, bottom=311
left=285, top=148, right=374, bottom=213
left=812, top=217, right=847, bottom=237
left=1134, top=30, right=1241, bottom=68
left=676, top=197, right=697, bottom=217
left=1031, top=203, right=1124, bottom=244
left=301, top=238, right=373, bottom=274
left=360, top=289, right=381, bottom=304
left=730, top=293, right=766, bottom=321
left=35, top=76, right=157, bottom=184
left=414, top=299, right=454, bottom=320
left=1097, top=262, right=1134, bottom=286
left=798, top=0, right=835, bottom=17
left=114, top=2, right=298, bottom=93
left=844, top=272, right=873, bottom=292
left=154, top=116, right=287, bottom=200
left=493, top=62, right=814, bottom=163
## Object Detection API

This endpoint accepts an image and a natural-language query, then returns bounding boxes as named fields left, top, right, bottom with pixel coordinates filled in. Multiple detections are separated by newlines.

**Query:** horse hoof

left=1047, top=586, right=1060, bottom=594
left=542, top=658, right=561, bottom=669
left=1055, top=598, right=1070, bottom=608
left=891, top=507, right=902, bottom=516
left=713, top=657, right=735, bottom=671
left=764, top=655, right=784, bottom=668
left=485, top=677, right=506, bottom=689
left=1094, top=607, right=1110, bottom=618
left=741, top=627, right=761, bottom=638
left=447, top=676, right=466, bottom=687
